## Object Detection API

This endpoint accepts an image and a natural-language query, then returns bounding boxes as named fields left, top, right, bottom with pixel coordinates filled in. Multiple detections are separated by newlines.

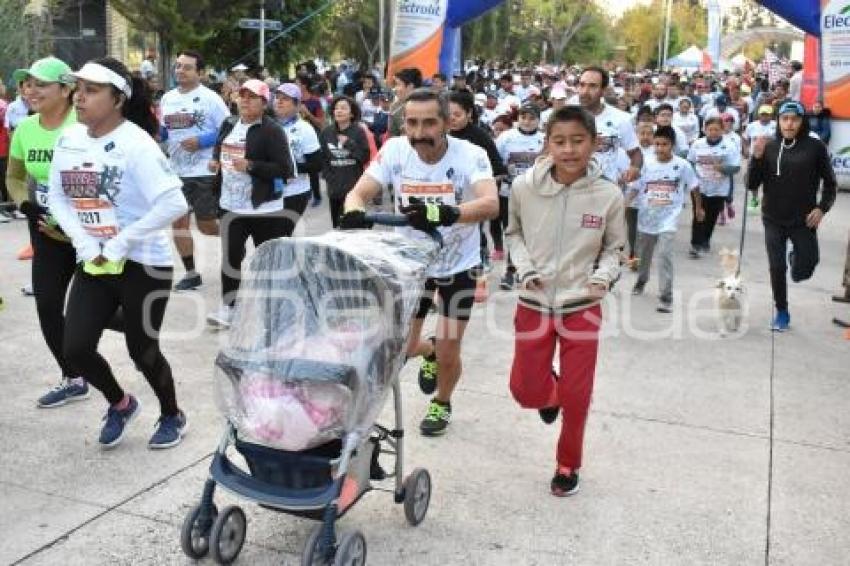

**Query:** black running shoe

left=550, top=469, right=580, bottom=497
left=420, top=400, right=451, bottom=436
left=174, top=272, right=202, bottom=291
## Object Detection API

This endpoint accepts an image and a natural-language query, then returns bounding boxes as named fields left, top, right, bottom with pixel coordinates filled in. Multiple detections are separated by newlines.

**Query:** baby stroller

left=180, top=215, right=441, bottom=565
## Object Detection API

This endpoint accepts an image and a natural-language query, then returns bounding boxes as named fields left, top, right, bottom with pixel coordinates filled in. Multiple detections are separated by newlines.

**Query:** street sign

left=238, top=18, right=283, bottom=31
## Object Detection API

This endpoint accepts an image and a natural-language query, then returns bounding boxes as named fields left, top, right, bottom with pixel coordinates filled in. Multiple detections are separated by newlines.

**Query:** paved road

left=1, top=189, right=848, bottom=565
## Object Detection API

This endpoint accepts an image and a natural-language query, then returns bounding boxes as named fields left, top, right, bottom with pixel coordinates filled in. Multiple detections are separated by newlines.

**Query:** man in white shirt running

left=340, top=88, right=499, bottom=436
left=578, top=66, right=643, bottom=184
left=160, top=50, right=231, bottom=291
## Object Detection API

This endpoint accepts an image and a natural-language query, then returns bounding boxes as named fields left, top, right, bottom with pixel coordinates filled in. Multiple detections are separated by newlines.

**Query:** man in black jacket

left=748, top=101, right=837, bottom=332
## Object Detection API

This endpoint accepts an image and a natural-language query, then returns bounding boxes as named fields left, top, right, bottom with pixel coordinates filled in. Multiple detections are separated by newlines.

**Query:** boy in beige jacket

left=506, top=106, right=626, bottom=496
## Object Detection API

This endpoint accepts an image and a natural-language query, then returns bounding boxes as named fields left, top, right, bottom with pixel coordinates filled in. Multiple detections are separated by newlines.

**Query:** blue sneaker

left=149, top=411, right=189, bottom=449
left=771, top=310, right=791, bottom=332
left=99, top=396, right=141, bottom=449
left=37, top=378, right=90, bottom=408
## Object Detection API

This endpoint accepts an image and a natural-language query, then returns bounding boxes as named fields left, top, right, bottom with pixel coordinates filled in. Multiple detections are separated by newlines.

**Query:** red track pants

left=509, top=303, right=602, bottom=470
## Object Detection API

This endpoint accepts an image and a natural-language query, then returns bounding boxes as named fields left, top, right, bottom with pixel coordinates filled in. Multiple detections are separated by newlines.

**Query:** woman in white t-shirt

left=206, top=80, right=296, bottom=328
left=48, top=58, right=190, bottom=450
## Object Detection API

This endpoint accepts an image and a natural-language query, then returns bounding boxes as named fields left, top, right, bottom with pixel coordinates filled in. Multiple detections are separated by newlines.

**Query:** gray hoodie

left=506, top=155, right=625, bottom=314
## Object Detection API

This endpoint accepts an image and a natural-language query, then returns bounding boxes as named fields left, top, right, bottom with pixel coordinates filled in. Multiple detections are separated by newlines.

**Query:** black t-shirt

left=449, top=122, right=508, bottom=178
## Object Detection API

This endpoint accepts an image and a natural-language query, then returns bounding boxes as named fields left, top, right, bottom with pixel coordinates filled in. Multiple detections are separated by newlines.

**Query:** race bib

left=399, top=180, right=456, bottom=207
left=35, top=182, right=50, bottom=208
left=646, top=180, right=677, bottom=207
left=60, top=169, right=120, bottom=239
left=696, top=155, right=723, bottom=181
left=221, top=142, right=245, bottom=172
left=73, top=197, right=119, bottom=238
left=507, top=151, right=538, bottom=178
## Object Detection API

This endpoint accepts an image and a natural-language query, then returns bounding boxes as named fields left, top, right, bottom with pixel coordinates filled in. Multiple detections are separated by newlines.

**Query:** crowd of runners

left=0, top=50, right=846, bottom=496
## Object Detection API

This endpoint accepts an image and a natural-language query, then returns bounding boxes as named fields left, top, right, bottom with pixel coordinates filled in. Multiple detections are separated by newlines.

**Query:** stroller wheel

left=403, top=468, right=432, bottom=526
left=302, top=523, right=334, bottom=566
left=209, top=505, right=247, bottom=565
left=180, top=503, right=218, bottom=559
left=334, top=530, right=367, bottom=566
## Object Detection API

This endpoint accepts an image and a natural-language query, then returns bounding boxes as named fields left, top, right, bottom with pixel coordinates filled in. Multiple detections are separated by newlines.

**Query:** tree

left=514, top=0, right=592, bottom=64
left=618, top=0, right=706, bottom=69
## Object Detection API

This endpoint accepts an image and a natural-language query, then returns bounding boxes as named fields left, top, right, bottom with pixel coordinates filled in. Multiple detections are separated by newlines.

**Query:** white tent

left=666, top=45, right=705, bottom=69
left=666, top=45, right=734, bottom=72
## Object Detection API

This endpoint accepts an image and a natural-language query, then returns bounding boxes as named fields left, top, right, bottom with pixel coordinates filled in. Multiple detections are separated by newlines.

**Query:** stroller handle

left=364, top=212, right=444, bottom=247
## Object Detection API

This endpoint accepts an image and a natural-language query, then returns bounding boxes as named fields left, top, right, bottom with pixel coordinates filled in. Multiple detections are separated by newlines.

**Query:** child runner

left=627, top=126, right=701, bottom=312
left=506, top=106, right=625, bottom=496
left=688, top=116, right=741, bottom=258
left=495, top=103, right=545, bottom=290
left=624, top=122, right=656, bottom=271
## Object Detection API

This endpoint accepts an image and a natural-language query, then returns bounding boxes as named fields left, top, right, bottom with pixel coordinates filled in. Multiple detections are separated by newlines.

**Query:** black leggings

left=625, top=207, right=639, bottom=258
left=63, top=261, right=178, bottom=416
left=221, top=192, right=309, bottom=306
left=30, top=222, right=78, bottom=378
left=0, top=157, right=8, bottom=203
left=498, top=195, right=515, bottom=272
left=763, top=219, right=819, bottom=311
left=691, top=195, right=726, bottom=250
left=329, top=195, right=346, bottom=229
left=309, top=170, right=321, bottom=200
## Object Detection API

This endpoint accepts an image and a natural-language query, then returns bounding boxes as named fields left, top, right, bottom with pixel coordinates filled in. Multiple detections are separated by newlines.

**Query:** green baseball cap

left=12, top=57, right=73, bottom=84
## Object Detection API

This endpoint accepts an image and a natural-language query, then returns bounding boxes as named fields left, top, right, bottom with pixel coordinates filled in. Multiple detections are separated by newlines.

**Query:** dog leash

left=735, top=180, right=750, bottom=278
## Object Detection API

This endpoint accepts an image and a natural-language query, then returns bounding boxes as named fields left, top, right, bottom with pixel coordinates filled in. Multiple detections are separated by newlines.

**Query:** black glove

left=19, top=201, right=44, bottom=222
left=338, top=209, right=373, bottom=230
left=399, top=198, right=461, bottom=232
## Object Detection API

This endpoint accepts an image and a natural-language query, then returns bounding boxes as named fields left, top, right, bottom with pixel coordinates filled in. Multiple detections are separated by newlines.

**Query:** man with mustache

left=341, top=88, right=499, bottom=436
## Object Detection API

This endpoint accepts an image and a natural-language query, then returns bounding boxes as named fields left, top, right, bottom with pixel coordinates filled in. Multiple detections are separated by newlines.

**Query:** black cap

left=519, top=104, right=540, bottom=118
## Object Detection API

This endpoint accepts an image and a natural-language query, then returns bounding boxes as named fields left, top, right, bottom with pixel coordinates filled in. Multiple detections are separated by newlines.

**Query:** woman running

left=48, top=57, right=190, bottom=449
left=319, top=95, right=370, bottom=228
left=5, top=57, right=85, bottom=407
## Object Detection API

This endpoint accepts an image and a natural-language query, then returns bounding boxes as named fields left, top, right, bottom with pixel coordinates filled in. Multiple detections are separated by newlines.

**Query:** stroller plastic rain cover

left=215, top=230, right=438, bottom=452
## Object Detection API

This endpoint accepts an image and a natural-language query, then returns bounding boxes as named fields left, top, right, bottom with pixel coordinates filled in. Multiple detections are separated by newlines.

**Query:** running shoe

left=538, top=369, right=560, bottom=425
left=771, top=310, right=790, bottom=332
left=21, top=284, right=34, bottom=296
left=656, top=301, right=673, bottom=314
left=99, top=395, right=141, bottom=449
left=550, top=467, right=580, bottom=497
left=206, top=305, right=234, bottom=329
left=631, top=282, right=645, bottom=296
left=17, top=244, right=33, bottom=260
left=688, top=248, right=701, bottom=259
left=420, top=399, right=451, bottom=436
left=12, top=210, right=27, bottom=220
left=418, top=336, right=438, bottom=394
left=37, top=378, right=90, bottom=408
left=174, top=272, right=202, bottom=291
left=499, top=271, right=515, bottom=291
left=491, top=249, right=505, bottom=261
left=149, top=410, right=189, bottom=449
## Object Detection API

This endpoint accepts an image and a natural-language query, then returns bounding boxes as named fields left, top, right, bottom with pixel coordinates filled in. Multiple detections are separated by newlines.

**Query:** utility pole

left=379, top=0, right=385, bottom=68
left=662, top=0, right=673, bottom=68
left=259, top=0, right=266, bottom=68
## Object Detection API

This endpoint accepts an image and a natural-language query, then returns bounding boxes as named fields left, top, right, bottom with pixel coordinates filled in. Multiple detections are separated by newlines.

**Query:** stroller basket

left=235, top=437, right=342, bottom=490
left=211, top=438, right=344, bottom=512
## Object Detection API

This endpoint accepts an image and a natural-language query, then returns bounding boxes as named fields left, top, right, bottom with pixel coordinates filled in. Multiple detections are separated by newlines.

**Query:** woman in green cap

left=6, top=56, right=86, bottom=408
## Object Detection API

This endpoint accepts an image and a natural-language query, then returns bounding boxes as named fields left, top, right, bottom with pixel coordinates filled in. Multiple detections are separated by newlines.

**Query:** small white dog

left=716, top=249, right=745, bottom=335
